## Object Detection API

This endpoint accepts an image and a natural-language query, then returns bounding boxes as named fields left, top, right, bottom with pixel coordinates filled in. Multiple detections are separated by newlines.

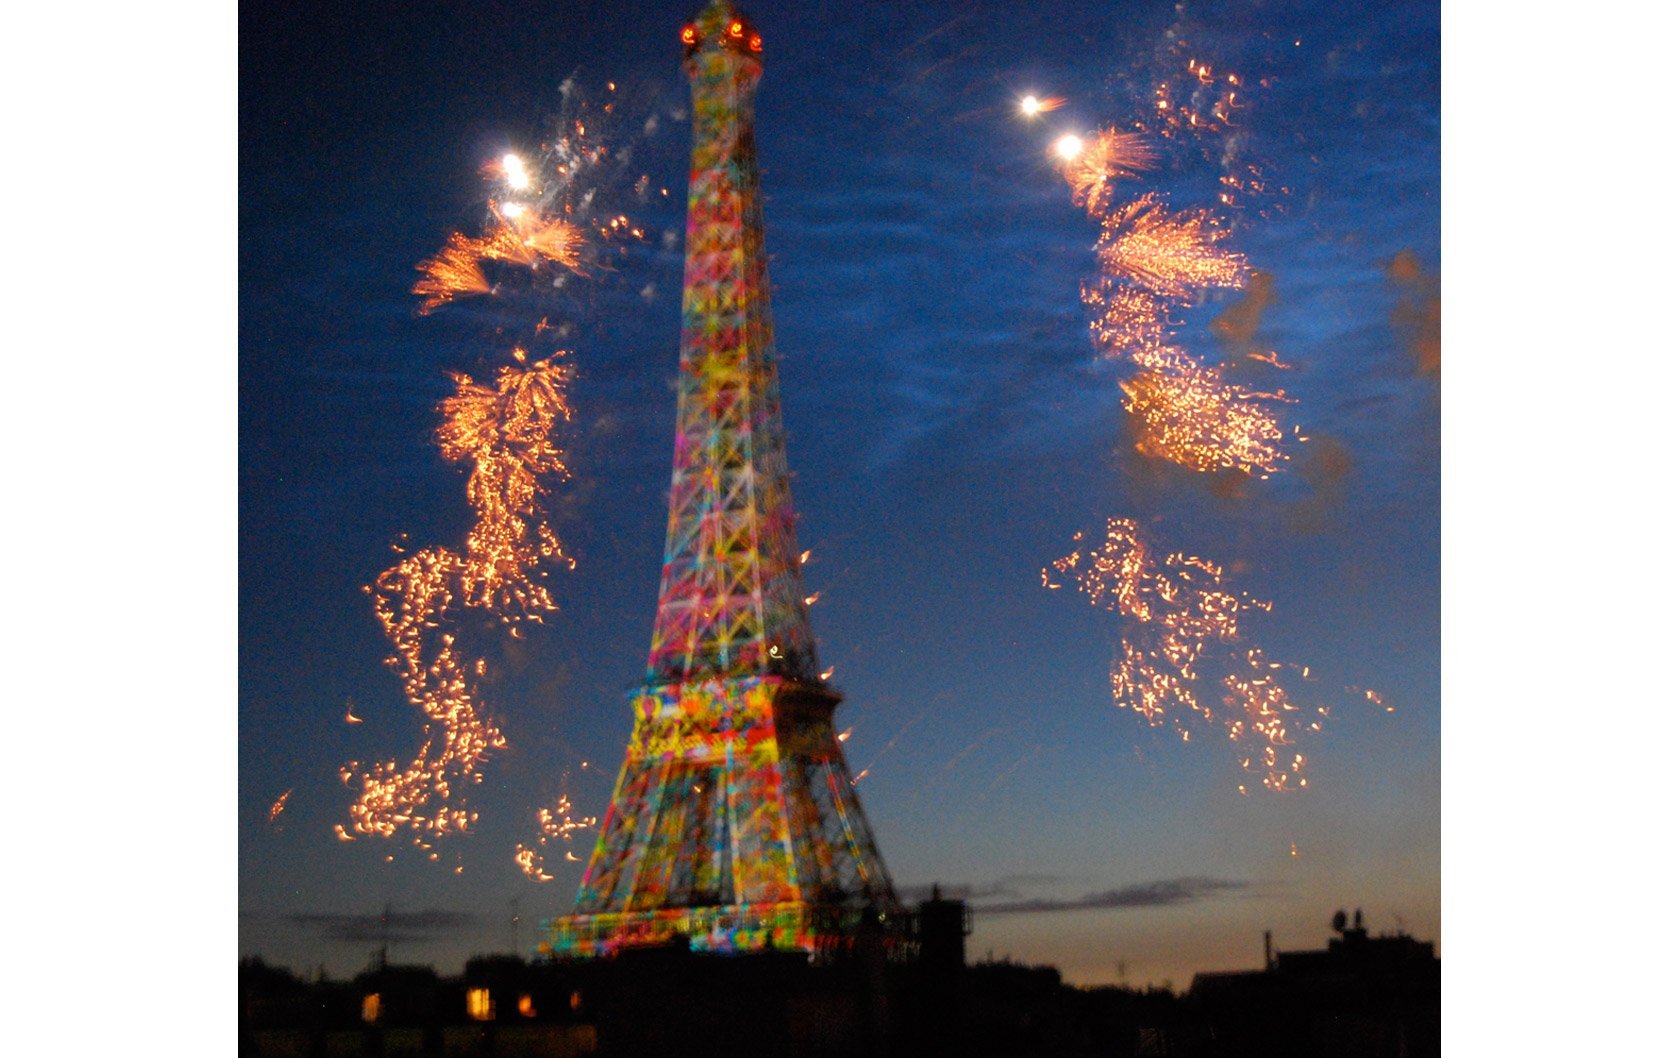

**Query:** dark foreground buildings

left=241, top=899, right=1439, bottom=1057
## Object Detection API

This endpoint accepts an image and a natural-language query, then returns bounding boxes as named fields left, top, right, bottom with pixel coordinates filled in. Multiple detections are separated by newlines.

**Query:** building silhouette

left=1189, top=909, right=1440, bottom=1057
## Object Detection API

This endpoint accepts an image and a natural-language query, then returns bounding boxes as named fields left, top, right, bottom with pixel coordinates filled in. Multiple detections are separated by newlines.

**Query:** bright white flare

left=503, top=153, right=530, bottom=190
left=1021, top=96, right=1043, bottom=115
left=1055, top=134, right=1084, bottom=160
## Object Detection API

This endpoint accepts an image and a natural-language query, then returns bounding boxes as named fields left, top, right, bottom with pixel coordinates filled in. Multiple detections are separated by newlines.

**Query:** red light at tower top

left=680, top=0, right=761, bottom=60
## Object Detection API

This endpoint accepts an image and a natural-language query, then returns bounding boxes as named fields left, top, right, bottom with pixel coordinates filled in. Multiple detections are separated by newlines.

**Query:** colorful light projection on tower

left=544, top=1, right=898, bottom=961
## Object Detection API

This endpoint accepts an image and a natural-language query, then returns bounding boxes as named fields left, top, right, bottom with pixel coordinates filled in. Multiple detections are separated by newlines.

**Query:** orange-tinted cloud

left=1285, top=436, right=1355, bottom=535
left=1385, top=250, right=1440, bottom=377
left=1210, top=269, right=1277, bottom=349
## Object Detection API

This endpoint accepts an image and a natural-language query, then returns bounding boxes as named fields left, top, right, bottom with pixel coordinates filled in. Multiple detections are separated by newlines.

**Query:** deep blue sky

left=240, top=0, right=1439, bottom=987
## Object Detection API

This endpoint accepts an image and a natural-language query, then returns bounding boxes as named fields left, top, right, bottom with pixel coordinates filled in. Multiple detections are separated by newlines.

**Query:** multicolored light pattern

left=547, top=0, right=898, bottom=960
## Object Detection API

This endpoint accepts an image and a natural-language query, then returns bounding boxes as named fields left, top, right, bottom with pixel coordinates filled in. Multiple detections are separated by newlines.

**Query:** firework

left=516, top=792, right=598, bottom=882
left=412, top=83, right=656, bottom=321
left=515, top=846, right=553, bottom=883
left=366, top=88, right=646, bottom=858
left=1245, top=350, right=1292, bottom=370
left=1136, top=40, right=1288, bottom=215
left=1074, top=189, right=1287, bottom=475
left=1096, top=193, right=1247, bottom=303
left=1083, top=280, right=1170, bottom=357
left=502, top=153, right=531, bottom=190
left=1120, top=358, right=1291, bottom=477
left=1151, top=58, right=1244, bottom=138
left=1046, top=518, right=1378, bottom=794
left=436, top=349, right=577, bottom=610
left=475, top=217, right=589, bottom=272
left=413, top=233, right=492, bottom=314
left=1020, top=95, right=1067, bottom=116
left=343, top=350, right=576, bottom=849
left=515, top=218, right=587, bottom=269
left=1060, top=127, right=1158, bottom=216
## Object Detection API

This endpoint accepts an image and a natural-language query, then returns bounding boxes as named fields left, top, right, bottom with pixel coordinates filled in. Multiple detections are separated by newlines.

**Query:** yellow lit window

left=517, top=994, right=535, bottom=1018
left=361, top=993, right=381, bottom=1024
left=467, top=987, right=494, bottom=1021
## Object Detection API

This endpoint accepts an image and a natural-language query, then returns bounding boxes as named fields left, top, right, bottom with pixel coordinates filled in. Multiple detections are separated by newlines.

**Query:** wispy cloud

left=899, top=875, right=1068, bottom=904
left=287, top=909, right=481, bottom=944
left=899, top=875, right=1252, bottom=916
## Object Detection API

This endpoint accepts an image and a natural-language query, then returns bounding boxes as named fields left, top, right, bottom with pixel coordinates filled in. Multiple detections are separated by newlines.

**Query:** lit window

left=361, top=993, right=381, bottom=1024
left=467, top=987, right=494, bottom=1021
left=518, top=994, right=536, bottom=1018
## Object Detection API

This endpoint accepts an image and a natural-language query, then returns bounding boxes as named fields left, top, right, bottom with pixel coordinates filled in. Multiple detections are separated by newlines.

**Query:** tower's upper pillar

left=646, top=1, right=819, bottom=684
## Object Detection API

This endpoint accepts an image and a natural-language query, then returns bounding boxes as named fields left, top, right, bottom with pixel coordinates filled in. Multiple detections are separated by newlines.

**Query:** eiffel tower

left=544, top=0, right=897, bottom=959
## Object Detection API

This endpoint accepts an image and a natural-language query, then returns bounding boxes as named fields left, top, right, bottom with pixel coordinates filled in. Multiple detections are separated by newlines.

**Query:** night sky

left=239, top=0, right=1440, bottom=988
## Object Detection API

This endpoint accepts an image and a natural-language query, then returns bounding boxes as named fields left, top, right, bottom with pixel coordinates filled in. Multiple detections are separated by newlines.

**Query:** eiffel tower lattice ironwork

left=543, top=0, right=897, bottom=959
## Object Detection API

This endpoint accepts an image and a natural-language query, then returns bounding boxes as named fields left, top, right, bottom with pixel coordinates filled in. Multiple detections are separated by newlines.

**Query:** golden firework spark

left=269, top=789, right=292, bottom=825
left=514, top=846, right=552, bottom=882
left=1060, top=127, right=1158, bottom=216
left=515, top=218, right=587, bottom=270
left=1120, top=357, right=1291, bottom=477
left=1045, top=518, right=1377, bottom=794
left=474, top=226, right=540, bottom=267
left=343, top=350, right=576, bottom=849
left=515, top=793, right=598, bottom=882
left=1075, top=189, right=1286, bottom=475
left=1150, top=57, right=1243, bottom=139
left=1083, top=280, right=1170, bottom=358
left=1096, top=193, right=1247, bottom=303
left=413, top=233, right=493, bottom=314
